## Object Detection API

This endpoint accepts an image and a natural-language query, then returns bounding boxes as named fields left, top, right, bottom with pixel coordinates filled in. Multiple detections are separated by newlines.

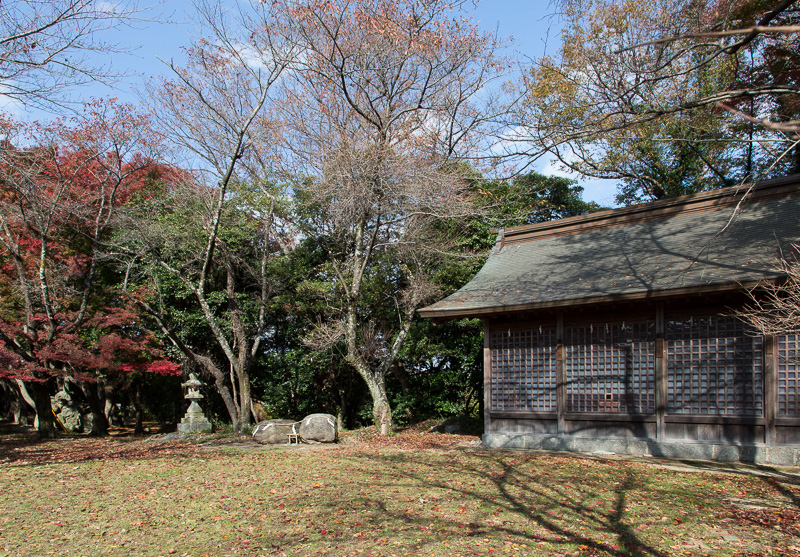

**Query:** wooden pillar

left=765, top=334, right=776, bottom=446
left=483, top=320, right=492, bottom=435
left=556, top=311, right=565, bottom=435
left=655, top=303, right=666, bottom=440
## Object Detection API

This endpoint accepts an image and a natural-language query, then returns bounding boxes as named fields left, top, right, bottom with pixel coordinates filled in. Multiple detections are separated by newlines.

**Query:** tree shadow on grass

left=294, top=449, right=675, bottom=557
left=727, top=475, right=800, bottom=548
left=0, top=435, right=202, bottom=466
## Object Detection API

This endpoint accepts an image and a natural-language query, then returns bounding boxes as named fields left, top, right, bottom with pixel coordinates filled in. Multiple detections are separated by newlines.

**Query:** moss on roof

left=420, top=180, right=800, bottom=319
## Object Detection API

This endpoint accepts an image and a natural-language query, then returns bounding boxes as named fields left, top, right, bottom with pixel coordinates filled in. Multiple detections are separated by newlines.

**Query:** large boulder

left=58, top=406, right=83, bottom=433
left=252, top=419, right=298, bottom=444
left=299, top=413, right=337, bottom=443
left=52, top=390, right=83, bottom=433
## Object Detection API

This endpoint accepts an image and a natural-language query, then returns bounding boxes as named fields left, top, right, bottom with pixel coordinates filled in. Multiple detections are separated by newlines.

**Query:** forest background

left=0, top=0, right=797, bottom=438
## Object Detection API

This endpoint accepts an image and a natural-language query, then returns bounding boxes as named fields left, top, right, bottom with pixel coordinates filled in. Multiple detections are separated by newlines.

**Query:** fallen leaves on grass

left=730, top=505, right=800, bottom=537
left=339, top=423, right=480, bottom=451
left=1, top=423, right=799, bottom=557
left=0, top=436, right=201, bottom=466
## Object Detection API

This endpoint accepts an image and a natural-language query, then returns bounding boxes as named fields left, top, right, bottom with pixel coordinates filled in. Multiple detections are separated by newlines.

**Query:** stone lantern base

left=178, top=401, right=212, bottom=434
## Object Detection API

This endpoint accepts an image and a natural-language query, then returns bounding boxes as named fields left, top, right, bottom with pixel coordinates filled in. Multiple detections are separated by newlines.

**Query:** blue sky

left=9, top=0, right=620, bottom=206
left=472, top=1, right=619, bottom=206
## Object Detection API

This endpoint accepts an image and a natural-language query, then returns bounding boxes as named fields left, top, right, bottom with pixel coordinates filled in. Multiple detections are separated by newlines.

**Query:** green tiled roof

left=420, top=180, right=800, bottom=318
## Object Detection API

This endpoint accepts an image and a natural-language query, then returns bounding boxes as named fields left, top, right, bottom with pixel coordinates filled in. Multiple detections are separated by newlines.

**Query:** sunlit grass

left=0, top=436, right=797, bottom=556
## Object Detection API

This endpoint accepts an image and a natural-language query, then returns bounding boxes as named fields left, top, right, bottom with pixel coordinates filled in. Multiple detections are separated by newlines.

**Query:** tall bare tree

left=0, top=0, right=145, bottom=109
left=118, top=0, right=301, bottom=432
left=277, top=0, right=508, bottom=434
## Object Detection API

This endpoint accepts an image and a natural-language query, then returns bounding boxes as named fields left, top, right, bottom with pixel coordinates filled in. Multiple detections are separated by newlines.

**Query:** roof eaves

left=418, top=279, right=776, bottom=321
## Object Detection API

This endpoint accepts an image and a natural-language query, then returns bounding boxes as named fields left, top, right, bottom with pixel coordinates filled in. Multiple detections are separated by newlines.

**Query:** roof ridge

left=496, top=174, right=800, bottom=246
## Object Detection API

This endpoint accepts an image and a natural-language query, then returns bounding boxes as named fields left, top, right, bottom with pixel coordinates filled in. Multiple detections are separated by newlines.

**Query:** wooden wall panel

left=775, top=426, right=800, bottom=445
left=565, top=420, right=656, bottom=439
left=483, top=299, right=787, bottom=447
left=488, top=418, right=558, bottom=435
left=665, top=423, right=763, bottom=443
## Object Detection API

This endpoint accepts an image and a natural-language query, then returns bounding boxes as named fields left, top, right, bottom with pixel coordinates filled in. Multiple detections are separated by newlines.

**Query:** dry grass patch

left=0, top=427, right=799, bottom=556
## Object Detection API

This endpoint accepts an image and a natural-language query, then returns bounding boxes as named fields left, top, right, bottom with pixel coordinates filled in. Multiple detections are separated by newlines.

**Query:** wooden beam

left=490, top=411, right=558, bottom=420
left=557, top=311, right=565, bottom=435
left=765, top=334, right=777, bottom=446
left=483, top=320, right=492, bottom=436
left=664, top=415, right=766, bottom=425
left=563, top=413, right=656, bottom=423
left=656, top=303, right=666, bottom=440
left=418, top=281, right=766, bottom=320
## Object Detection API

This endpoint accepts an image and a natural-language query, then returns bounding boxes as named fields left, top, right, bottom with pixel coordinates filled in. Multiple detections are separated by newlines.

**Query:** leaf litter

left=0, top=423, right=799, bottom=556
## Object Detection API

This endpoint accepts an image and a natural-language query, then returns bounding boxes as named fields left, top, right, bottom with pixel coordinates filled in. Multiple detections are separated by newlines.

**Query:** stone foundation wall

left=483, top=433, right=800, bottom=467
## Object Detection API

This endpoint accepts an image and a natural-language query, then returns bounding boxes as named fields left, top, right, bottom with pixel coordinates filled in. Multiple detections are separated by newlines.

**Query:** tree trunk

left=105, top=395, right=123, bottom=427
left=336, top=385, right=347, bottom=432
left=391, top=362, right=411, bottom=394
left=0, top=380, right=21, bottom=423
left=29, top=380, right=56, bottom=438
left=198, top=358, right=239, bottom=432
left=237, top=365, right=252, bottom=430
left=80, top=381, right=108, bottom=437
left=133, top=382, right=144, bottom=435
left=364, top=375, right=392, bottom=435
left=224, top=250, right=253, bottom=432
left=11, top=390, right=23, bottom=424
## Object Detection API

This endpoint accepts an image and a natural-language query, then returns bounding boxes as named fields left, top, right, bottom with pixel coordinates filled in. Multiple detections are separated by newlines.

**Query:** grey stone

left=765, top=447, right=796, bottom=467
left=626, top=440, right=652, bottom=457
left=51, top=390, right=70, bottom=413
left=573, top=437, right=627, bottom=455
left=57, top=406, right=83, bottom=433
left=649, top=442, right=715, bottom=461
left=148, top=432, right=201, bottom=443
left=252, top=419, right=298, bottom=444
left=532, top=435, right=573, bottom=452
left=51, top=389, right=87, bottom=433
left=739, top=445, right=763, bottom=464
left=178, top=374, right=212, bottom=434
left=82, top=412, right=94, bottom=433
left=177, top=401, right=212, bottom=434
left=713, top=444, right=745, bottom=463
left=484, top=433, right=525, bottom=449
left=299, top=413, right=337, bottom=443
left=108, top=403, right=125, bottom=427
left=484, top=432, right=800, bottom=466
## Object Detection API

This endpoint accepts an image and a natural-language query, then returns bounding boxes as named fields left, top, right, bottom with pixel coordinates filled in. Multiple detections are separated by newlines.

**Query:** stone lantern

left=177, top=373, right=212, bottom=434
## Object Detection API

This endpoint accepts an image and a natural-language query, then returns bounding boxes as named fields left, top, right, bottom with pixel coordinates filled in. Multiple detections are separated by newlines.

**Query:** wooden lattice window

left=777, top=334, right=800, bottom=417
left=565, top=321, right=656, bottom=414
left=490, top=326, right=557, bottom=412
left=666, top=316, right=763, bottom=416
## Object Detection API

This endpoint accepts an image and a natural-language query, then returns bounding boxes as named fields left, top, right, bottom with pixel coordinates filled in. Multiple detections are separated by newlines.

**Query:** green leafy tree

left=393, top=172, right=603, bottom=427
left=117, top=176, right=294, bottom=432
left=117, top=0, right=302, bottom=432
left=516, top=0, right=800, bottom=205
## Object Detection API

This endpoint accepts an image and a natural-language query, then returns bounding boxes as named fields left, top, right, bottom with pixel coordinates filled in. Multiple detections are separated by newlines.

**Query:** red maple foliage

left=0, top=99, right=181, bottom=388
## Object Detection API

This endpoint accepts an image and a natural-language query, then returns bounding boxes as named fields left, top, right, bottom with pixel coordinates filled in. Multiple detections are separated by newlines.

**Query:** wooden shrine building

left=420, top=176, right=800, bottom=465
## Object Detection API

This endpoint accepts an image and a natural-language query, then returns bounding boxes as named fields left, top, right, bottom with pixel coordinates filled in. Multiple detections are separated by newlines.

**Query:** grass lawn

left=1, top=425, right=799, bottom=556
